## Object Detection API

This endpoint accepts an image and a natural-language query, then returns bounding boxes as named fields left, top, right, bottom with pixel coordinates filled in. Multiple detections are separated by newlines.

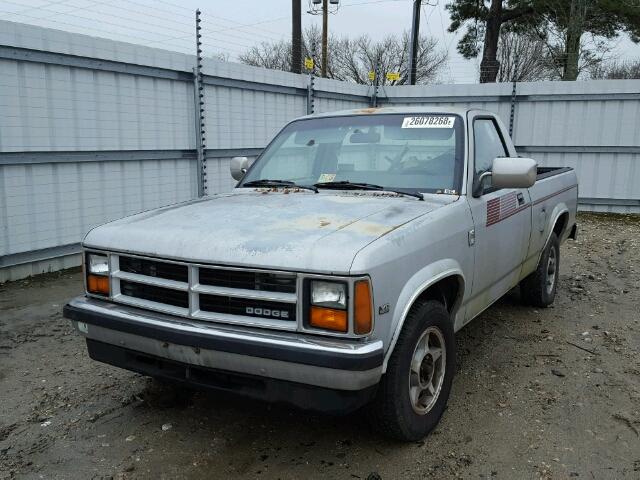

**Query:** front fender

left=382, top=258, right=466, bottom=372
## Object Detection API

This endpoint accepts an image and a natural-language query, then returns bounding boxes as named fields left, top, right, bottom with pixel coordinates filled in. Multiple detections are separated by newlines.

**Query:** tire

left=369, top=300, right=455, bottom=441
left=520, top=232, right=560, bottom=307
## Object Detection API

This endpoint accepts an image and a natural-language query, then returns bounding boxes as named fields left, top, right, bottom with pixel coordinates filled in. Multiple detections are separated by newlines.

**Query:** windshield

left=239, top=113, right=464, bottom=194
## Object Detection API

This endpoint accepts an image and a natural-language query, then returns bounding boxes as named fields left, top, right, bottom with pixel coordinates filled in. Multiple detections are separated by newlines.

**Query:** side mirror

left=492, top=157, right=537, bottom=189
left=230, top=156, right=252, bottom=181
left=473, top=157, right=537, bottom=196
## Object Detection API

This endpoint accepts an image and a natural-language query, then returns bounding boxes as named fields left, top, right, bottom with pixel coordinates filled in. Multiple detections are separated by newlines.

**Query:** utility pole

left=408, top=0, right=421, bottom=85
left=292, top=0, right=302, bottom=74
left=321, top=0, right=328, bottom=77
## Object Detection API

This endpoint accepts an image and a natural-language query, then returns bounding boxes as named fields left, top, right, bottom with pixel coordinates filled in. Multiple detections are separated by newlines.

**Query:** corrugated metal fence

left=383, top=82, right=640, bottom=214
left=1, top=21, right=638, bottom=282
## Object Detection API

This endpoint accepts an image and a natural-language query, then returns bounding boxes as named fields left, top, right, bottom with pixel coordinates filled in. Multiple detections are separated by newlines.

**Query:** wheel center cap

left=419, top=354, right=434, bottom=386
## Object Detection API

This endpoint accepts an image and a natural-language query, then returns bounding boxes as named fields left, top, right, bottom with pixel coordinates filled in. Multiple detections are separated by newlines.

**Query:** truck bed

left=536, top=166, right=573, bottom=181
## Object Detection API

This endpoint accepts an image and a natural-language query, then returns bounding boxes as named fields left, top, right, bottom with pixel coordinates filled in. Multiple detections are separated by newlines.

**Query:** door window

left=473, top=119, right=508, bottom=190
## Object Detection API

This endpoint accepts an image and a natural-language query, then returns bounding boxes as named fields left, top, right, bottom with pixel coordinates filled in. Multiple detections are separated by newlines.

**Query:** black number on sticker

left=404, top=116, right=452, bottom=127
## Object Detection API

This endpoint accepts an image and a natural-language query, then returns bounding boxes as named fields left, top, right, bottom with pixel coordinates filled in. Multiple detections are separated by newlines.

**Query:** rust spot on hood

left=341, top=220, right=395, bottom=237
left=356, top=108, right=380, bottom=114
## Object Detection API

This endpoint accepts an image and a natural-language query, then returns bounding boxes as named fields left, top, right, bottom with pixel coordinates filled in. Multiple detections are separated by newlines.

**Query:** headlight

left=310, top=280, right=346, bottom=309
left=309, top=280, right=348, bottom=333
left=86, top=253, right=109, bottom=296
left=87, top=253, right=109, bottom=275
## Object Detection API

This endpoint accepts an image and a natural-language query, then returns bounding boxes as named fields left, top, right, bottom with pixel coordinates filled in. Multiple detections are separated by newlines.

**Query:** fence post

left=193, top=9, right=207, bottom=196
left=306, top=41, right=316, bottom=115
left=307, top=71, right=315, bottom=114
left=371, top=62, right=379, bottom=108
left=509, top=53, right=519, bottom=138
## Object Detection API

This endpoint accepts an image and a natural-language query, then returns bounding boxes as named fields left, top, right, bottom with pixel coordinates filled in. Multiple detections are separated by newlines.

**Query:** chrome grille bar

left=113, top=270, right=188, bottom=291
left=192, top=284, right=296, bottom=303
left=110, top=254, right=299, bottom=331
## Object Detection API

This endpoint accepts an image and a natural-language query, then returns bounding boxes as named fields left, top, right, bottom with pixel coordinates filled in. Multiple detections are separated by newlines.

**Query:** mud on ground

left=1, top=213, right=639, bottom=479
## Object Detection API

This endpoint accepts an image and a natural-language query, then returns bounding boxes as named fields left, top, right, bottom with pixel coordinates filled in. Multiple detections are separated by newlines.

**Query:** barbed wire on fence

left=1, top=0, right=606, bottom=85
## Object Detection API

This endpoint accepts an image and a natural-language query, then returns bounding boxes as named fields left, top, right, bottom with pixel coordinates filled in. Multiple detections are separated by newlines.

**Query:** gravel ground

left=1, top=213, right=639, bottom=480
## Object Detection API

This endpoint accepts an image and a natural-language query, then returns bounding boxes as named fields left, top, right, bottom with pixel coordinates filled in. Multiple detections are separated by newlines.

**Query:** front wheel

left=369, top=300, right=455, bottom=441
left=520, top=232, right=560, bottom=307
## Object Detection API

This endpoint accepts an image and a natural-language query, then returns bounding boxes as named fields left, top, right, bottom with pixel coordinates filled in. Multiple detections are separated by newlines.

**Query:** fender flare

left=382, top=259, right=466, bottom=372
left=537, top=203, right=569, bottom=265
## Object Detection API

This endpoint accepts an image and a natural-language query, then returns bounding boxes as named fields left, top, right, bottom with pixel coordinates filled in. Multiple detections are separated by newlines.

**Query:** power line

left=431, top=1, right=456, bottom=82
left=154, top=0, right=193, bottom=13
left=142, top=33, right=192, bottom=47
left=200, top=22, right=284, bottom=42
left=1, top=0, right=81, bottom=18
left=78, top=5, right=193, bottom=35
left=200, top=37, right=253, bottom=50
left=1, top=0, right=119, bottom=19
left=200, top=28, right=280, bottom=46
left=0, top=13, right=191, bottom=49
left=2, top=1, right=296, bottom=57
left=201, top=11, right=288, bottom=38
left=202, top=12, right=290, bottom=37
left=99, top=0, right=195, bottom=28
left=0, top=0, right=193, bottom=42
left=341, top=0, right=409, bottom=7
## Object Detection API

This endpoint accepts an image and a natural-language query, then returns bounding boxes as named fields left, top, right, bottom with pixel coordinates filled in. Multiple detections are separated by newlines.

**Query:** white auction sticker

left=401, top=116, right=455, bottom=128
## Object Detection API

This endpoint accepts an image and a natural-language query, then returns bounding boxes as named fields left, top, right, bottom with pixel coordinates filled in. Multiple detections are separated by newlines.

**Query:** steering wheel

left=394, top=149, right=455, bottom=174
left=385, top=143, right=410, bottom=171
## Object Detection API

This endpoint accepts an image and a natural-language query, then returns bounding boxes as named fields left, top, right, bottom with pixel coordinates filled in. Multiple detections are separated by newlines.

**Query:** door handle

left=517, top=192, right=525, bottom=206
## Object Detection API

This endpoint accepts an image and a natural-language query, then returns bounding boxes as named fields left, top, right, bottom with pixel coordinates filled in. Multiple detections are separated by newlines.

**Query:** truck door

left=465, top=115, right=532, bottom=321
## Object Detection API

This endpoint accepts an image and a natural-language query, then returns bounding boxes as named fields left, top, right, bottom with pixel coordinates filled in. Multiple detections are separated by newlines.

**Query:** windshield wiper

left=243, top=179, right=318, bottom=193
left=314, top=180, right=424, bottom=201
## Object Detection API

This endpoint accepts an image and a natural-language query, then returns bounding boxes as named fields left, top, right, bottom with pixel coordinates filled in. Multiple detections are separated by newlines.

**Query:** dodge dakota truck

left=64, top=107, right=578, bottom=441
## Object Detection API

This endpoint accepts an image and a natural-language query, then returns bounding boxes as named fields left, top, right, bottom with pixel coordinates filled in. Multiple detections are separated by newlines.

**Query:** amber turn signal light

left=87, top=274, right=109, bottom=296
left=310, top=306, right=347, bottom=332
left=354, top=279, right=373, bottom=334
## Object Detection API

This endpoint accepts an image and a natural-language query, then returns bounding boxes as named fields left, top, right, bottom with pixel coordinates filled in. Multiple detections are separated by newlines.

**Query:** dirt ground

left=1, top=213, right=639, bottom=480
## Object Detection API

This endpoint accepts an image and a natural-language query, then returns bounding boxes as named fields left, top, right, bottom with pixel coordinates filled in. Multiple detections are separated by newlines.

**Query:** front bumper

left=64, top=296, right=384, bottom=397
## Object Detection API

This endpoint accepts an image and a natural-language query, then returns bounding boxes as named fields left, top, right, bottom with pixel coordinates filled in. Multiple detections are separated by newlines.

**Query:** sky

left=1, top=0, right=638, bottom=83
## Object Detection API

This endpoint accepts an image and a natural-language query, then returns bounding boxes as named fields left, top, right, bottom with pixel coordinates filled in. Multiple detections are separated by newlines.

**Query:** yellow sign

left=386, top=72, right=400, bottom=81
left=304, top=57, right=314, bottom=70
left=368, top=71, right=375, bottom=81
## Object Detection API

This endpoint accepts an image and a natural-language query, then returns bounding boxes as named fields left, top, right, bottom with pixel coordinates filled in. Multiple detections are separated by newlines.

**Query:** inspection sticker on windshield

left=317, top=173, right=336, bottom=183
left=402, top=116, right=455, bottom=128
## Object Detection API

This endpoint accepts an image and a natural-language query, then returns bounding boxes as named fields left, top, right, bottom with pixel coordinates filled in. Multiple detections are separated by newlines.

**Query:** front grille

left=199, top=294, right=296, bottom=321
left=199, top=268, right=296, bottom=293
left=111, top=254, right=298, bottom=331
left=119, top=256, right=188, bottom=282
left=120, top=280, right=189, bottom=308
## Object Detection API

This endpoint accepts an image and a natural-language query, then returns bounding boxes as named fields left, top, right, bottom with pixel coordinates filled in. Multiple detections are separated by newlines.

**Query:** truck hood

left=84, top=191, right=452, bottom=273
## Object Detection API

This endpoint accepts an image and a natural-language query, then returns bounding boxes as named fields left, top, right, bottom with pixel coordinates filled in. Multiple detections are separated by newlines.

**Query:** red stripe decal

left=486, top=184, right=576, bottom=227
left=486, top=192, right=528, bottom=227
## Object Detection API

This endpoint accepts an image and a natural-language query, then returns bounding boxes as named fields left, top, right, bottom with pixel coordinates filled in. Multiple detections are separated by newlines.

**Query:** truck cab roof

left=301, top=106, right=481, bottom=120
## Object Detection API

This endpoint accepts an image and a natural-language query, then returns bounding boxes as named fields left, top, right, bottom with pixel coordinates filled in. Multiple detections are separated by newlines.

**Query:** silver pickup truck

left=64, top=107, right=578, bottom=441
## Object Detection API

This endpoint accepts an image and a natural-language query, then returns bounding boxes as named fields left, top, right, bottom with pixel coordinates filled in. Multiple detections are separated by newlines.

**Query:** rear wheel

left=521, top=232, right=560, bottom=307
left=369, top=300, right=455, bottom=441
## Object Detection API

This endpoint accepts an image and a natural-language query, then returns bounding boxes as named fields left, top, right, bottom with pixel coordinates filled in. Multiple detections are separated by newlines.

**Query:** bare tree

left=239, top=26, right=448, bottom=85
left=590, top=58, right=640, bottom=79
left=209, top=52, right=231, bottom=62
left=237, top=39, right=293, bottom=71
left=496, top=30, right=556, bottom=82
